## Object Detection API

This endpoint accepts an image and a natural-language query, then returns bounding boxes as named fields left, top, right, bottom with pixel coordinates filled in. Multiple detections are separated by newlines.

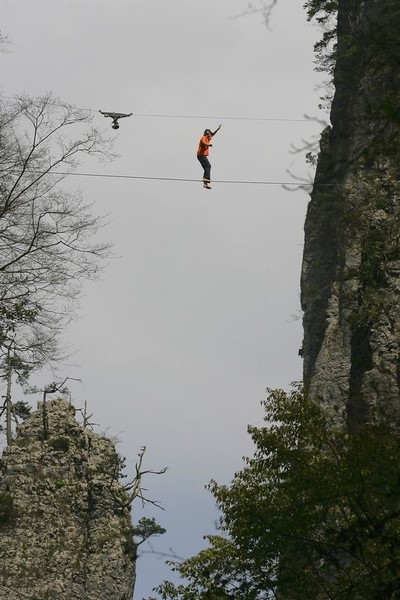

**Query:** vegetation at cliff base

left=149, top=386, right=400, bottom=599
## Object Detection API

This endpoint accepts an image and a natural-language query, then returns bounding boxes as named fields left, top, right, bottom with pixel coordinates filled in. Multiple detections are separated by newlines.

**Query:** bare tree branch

left=230, top=0, right=278, bottom=28
left=118, top=446, right=168, bottom=509
left=0, top=94, right=115, bottom=435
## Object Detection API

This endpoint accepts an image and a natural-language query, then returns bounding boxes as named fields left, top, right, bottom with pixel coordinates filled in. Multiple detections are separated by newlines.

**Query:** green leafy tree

left=133, top=517, right=167, bottom=561
left=150, top=386, right=400, bottom=599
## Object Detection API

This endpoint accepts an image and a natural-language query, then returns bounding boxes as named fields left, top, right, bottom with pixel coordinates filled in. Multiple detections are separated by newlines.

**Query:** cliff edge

left=301, top=0, right=400, bottom=428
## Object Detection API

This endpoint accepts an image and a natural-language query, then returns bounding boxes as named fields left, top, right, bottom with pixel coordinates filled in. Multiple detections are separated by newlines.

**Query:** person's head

left=204, top=129, right=212, bottom=137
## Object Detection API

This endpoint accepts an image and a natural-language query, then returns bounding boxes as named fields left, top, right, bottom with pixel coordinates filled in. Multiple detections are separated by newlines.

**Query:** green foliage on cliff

left=304, top=0, right=338, bottom=77
left=47, top=435, right=71, bottom=452
left=341, top=164, right=400, bottom=333
left=149, top=387, right=400, bottom=599
left=133, top=517, right=167, bottom=545
left=0, top=492, right=15, bottom=527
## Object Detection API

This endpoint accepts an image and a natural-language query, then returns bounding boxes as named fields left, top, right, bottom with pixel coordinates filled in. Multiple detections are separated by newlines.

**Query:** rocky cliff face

left=0, top=398, right=136, bottom=600
left=301, top=0, right=400, bottom=428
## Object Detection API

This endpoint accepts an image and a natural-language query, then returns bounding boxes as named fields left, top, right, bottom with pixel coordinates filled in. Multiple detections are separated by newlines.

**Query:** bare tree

left=0, top=93, right=113, bottom=310
left=123, top=446, right=168, bottom=509
left=0, top=93, right=114, bottom=440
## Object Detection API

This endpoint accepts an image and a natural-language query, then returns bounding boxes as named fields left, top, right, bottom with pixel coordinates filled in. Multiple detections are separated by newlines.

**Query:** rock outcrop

left=0, top=398, right=136, bottom=600
left=301, top=0, right=400, bottom=428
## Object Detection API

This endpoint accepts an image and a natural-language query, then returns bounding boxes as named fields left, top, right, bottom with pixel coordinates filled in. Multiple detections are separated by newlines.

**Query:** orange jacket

left=197, top=134, right=212, bottom=156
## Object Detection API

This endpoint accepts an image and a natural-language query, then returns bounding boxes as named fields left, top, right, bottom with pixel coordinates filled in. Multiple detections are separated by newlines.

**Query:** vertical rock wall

left=301, top=0, right=400, bottom=428
left=0, top=399, right=136, bottom=600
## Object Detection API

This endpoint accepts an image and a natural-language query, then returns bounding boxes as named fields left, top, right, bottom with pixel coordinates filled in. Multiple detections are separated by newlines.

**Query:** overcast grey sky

left=1, top=1, right=325, bottom=597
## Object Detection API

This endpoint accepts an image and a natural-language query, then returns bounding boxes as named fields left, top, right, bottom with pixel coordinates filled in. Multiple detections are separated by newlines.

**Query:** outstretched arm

left=211, top=124, right=222, bottom=136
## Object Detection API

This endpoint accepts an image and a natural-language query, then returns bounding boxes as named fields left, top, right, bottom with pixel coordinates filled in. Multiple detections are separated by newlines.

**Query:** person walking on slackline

left=196, top=124, right=222, bottom=189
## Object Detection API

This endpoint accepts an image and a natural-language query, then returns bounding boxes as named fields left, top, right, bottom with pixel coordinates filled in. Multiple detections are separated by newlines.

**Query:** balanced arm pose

left=196, top=124, right=222, bottom=189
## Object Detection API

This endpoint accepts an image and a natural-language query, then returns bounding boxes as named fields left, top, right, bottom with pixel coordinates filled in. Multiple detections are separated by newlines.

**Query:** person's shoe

left=203, top=182, right=212, bottom=189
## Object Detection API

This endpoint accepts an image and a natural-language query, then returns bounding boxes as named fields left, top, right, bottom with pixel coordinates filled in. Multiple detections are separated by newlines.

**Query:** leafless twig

left=229, top=0, right=278, bottom=28
left=123, top=446, right=168, bottom=509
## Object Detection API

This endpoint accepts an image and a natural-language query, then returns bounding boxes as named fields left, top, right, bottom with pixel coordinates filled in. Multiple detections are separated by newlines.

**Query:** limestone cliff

left=0, top=398, right=136, bottom=599
left=301, top=0, right=400, bottom=428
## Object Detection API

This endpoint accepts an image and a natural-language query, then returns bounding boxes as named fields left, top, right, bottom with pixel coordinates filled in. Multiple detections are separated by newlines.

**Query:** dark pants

left=197, top=155, right=211, bottom=181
